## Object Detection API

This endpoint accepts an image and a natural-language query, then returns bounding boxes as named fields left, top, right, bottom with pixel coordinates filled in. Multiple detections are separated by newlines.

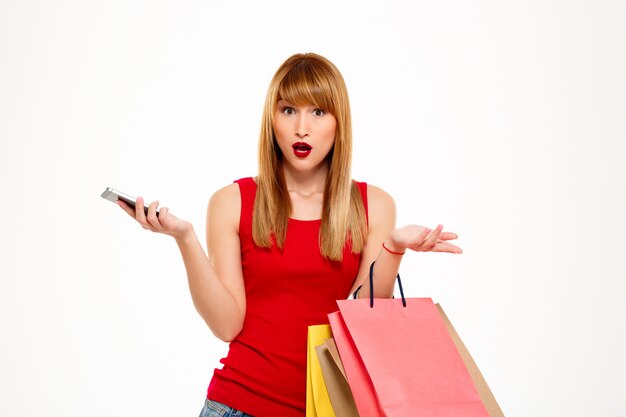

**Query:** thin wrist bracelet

left=382, top=241, right=405, bottom=255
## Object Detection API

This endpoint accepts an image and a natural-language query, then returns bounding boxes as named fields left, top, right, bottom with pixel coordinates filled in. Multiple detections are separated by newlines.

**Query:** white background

left=1, top=1, right=625, bottom=416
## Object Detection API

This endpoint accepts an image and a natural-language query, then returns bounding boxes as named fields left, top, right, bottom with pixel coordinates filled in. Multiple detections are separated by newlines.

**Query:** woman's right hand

left=117, top=196, right=192, bottom=241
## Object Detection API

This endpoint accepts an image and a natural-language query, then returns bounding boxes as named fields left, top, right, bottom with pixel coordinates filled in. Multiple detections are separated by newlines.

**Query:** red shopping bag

left=329, top=262, right=490, bottom=417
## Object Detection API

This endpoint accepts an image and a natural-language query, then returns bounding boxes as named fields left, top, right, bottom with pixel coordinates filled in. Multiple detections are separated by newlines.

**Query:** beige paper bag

left=315, top=343, right=359, bottom=417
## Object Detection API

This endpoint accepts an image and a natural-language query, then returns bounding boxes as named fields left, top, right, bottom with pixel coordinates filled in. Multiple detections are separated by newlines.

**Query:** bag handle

left=369, top=261, right=407, bottom=308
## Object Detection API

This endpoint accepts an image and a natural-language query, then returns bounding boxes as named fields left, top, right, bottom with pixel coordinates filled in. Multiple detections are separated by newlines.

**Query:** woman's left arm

left=348, top=185, right=462, bottom=299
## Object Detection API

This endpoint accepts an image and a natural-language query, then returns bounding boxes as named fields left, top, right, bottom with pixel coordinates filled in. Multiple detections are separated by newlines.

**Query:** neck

left=281, top=161, right=329, bottom=195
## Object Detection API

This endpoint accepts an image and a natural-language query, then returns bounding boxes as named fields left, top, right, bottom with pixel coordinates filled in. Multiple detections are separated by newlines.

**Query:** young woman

left=117, top=52, right=462, bottom=417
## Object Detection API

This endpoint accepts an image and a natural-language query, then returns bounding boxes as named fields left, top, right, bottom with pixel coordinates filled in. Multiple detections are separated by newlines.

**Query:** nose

left=295, top=113, right=309, bottom=138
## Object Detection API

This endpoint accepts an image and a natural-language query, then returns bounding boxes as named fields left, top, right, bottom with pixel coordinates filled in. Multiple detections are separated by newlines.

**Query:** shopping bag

left=306, top=324, right=336, bottom=417
left=328, top=311, right=381, bottom=417
left=324, top=338, right=347, bottom=381
left=436, top=304, right=505, bottom=417
left=329, top=262, right=491, bottom=417
left=315, top=341, right=359, bottom=417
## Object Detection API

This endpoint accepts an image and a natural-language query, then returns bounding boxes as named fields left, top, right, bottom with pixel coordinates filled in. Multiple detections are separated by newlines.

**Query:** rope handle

left=368, top=261, right=406, bottom=308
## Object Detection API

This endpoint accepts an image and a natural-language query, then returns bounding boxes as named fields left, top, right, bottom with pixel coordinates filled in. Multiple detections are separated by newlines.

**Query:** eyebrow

left=277, top=99, right=320, bottom=108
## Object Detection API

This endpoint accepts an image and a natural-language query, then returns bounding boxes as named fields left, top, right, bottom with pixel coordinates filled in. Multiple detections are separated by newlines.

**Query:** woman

left=117, top=52, right=462, bottom=417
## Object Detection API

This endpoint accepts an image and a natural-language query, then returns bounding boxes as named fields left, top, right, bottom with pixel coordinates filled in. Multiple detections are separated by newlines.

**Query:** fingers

left=423, top=224, right=443, bottom=250
left=424, top=226, right=462, bottom=253
left=433, top=241, right=463, bottom=254
left=117, top=195, right=176, bottom=236
left=135, top=196, right=148, bottom=227
left=117, top=199, right=135, bottom=217
left=398, top=224, right=462, bottom=254
left=146, top=200, right=162, bottom=231
left=418, top=227, right=431, bottom=240
left=439, top=231, right=458, bottom=241
left=136, top=196, right=162, bottom=231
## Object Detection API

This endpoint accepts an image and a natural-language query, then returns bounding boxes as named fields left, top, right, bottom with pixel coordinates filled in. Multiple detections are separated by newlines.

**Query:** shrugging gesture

left=349, top=186, right=463, bottom=301
left=387, top=224, right=462, bottom=255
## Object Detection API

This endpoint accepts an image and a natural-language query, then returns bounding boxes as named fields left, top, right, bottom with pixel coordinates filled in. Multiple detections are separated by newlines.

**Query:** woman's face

left=273, top=99, right=337, bottom=173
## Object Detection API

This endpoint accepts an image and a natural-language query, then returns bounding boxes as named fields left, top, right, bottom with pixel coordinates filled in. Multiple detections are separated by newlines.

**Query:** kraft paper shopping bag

left=325, top=338, right=347, bottom=381
left=315, top=342, right=359, bottom=417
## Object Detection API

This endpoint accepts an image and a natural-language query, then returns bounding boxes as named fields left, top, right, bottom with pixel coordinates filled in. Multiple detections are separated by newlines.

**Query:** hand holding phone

left=101, top=187, right=160, bottom=216
left=101, top=187, right=192, bottom=239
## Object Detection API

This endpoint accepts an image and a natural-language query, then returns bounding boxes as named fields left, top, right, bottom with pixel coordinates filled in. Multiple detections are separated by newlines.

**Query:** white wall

left=1, top=1, right=625, bottom=416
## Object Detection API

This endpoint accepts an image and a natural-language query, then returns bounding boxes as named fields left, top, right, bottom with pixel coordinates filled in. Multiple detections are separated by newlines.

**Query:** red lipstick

left=292, top=142, right=312, bottom=158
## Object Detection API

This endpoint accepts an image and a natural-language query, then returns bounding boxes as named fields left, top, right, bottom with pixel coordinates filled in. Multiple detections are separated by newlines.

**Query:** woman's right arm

left=176, top=183, right=245, bottom=342
left=117, top=183, right=245, bottom=342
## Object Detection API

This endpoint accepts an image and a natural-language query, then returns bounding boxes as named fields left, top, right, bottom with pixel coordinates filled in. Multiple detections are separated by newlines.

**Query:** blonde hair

left=253, top=52, right=367, bottom=261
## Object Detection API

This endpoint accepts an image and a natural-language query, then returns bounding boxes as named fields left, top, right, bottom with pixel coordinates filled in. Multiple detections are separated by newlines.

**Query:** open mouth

left=292, top=142, right=312, bottom=158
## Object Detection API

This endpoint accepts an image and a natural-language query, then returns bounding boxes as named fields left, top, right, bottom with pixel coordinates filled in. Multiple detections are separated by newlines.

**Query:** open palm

left=389, top=224, right=462, bottom=254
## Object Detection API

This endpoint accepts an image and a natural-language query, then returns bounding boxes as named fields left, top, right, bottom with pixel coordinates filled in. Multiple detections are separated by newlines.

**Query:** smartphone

left=101, top=187, right=160, bottom=217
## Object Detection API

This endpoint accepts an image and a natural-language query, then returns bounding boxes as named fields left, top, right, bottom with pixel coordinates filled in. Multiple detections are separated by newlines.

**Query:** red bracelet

left=382, top=241, right=405, bottom=255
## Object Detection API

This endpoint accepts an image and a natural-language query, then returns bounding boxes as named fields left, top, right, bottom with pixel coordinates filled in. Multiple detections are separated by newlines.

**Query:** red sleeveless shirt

left=206, top=177, right=368, bottom=417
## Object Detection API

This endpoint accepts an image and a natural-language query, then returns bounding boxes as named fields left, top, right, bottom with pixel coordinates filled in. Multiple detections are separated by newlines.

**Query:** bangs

left=277, top=60, right=336, bottom=113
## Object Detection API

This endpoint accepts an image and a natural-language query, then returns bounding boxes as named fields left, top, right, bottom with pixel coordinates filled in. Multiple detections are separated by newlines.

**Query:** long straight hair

left=253, top=52, right=367, bottom=261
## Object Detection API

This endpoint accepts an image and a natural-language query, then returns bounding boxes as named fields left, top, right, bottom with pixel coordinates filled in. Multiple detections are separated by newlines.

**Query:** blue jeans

left=198, top=398, right=255, bottom=417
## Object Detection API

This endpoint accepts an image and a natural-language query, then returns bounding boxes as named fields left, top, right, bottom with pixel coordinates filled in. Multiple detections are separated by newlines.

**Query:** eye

left=313, top=108, right=325, bottom=116
left=282, top=106, right=295, bottom=115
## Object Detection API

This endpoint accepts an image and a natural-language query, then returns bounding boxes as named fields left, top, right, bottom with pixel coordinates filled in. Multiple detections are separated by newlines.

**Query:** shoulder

left=210, top=182, right=240, bottom=206
left=207, top=182, right=241, bottom=231
left=366, top=184, right=396, bottom=225
left=366, top=184, right=395, bottom=210
left=209, top=177, right=255, bottom=205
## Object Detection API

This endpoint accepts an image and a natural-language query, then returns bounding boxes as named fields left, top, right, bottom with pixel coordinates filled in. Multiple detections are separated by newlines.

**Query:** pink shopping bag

left=329, top=262, right=490, bottom=417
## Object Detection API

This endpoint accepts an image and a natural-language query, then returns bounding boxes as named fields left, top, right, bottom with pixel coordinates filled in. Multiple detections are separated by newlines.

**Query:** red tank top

left=206, top=177, right=368, bottom=417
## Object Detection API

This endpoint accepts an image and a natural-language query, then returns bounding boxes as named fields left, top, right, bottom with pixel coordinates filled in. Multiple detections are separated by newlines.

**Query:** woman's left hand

left=387, top=224, right=462, bottom=254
